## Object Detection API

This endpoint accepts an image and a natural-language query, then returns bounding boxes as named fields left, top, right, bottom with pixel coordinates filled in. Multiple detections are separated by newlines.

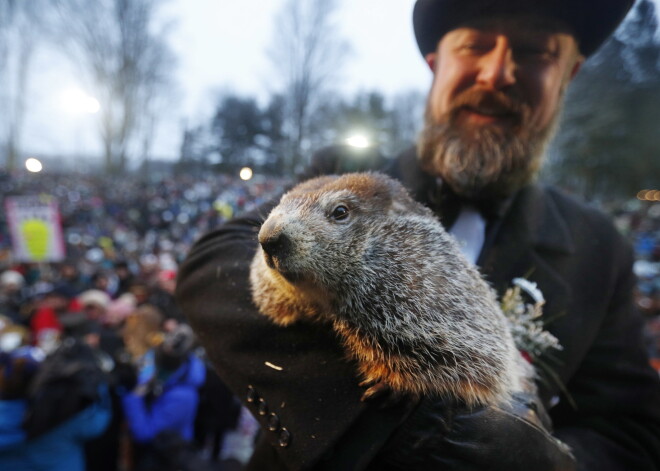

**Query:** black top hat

left=413, top=0, right=635, bottom=57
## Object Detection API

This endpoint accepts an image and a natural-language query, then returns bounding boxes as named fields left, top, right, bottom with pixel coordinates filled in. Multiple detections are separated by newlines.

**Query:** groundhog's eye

left=330, top=205, right=350, bottom=221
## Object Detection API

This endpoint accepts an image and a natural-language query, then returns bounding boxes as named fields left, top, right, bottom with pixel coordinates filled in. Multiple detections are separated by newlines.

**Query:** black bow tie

left=428, top=181, right=511, bottom=230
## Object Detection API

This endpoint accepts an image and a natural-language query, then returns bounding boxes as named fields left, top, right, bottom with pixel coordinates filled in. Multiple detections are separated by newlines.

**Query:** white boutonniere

left=501, top=278, right=562, bottom=363
left=501, top=278, right=576, bottom=408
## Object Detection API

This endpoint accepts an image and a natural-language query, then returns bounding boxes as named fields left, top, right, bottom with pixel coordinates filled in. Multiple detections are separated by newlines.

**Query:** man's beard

left=417, top=88, right=560, bottom=200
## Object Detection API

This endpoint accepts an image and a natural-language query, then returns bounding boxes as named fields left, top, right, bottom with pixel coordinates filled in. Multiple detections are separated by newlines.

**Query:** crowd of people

left=614, top=201, right=660, bottom=368
left=0, top=165, right=658, bottom=470
left=0, top=169, right=286, bottom=471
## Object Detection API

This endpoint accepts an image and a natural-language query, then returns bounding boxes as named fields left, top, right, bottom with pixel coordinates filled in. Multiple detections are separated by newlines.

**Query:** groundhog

left=249, top=172, right=532, bottom=407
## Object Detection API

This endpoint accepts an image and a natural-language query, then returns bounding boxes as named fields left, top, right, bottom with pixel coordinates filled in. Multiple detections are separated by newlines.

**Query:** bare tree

left=544, top=0, right=660, bottom=200
left=53, top=0, right=176, bottom=173
left=269, top=0, right=349, bottom=173
left=386, top=90, right=425, bottom=155
left=0, top=1, right=50, bottom=170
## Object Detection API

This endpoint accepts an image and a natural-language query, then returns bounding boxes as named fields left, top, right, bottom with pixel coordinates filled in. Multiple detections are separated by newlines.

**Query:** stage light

left=25, top=158, right=43, bottom=173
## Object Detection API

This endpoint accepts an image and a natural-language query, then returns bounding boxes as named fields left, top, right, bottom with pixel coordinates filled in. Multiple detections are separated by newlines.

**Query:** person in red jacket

left=30, top=286, right=78, bottom=353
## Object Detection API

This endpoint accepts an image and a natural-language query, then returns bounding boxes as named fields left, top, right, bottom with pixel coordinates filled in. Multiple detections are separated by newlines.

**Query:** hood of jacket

left=163, top=354, right=205, bottom=391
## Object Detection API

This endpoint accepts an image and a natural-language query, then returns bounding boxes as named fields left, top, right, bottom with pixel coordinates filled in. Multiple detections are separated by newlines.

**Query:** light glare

left=345, top=134, right=370, bottom=148
left=239, top=167, right=253, bottom=181
left=25, top=158, right=43, bottom=173
left=637, top=189, right=660, bottom=201
left=60, top=88, right=100, bottom=114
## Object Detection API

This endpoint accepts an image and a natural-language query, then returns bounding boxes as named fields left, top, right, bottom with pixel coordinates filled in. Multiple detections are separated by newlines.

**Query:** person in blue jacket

left=0, top=343, right=112, bottom=471
left=122, top=324, right=206, bottom=470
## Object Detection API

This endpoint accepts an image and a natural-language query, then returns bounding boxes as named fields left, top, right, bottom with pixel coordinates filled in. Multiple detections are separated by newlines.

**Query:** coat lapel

left=478, top=185, right=580, bottom=399
left=479, top=184, right=574, bottom=296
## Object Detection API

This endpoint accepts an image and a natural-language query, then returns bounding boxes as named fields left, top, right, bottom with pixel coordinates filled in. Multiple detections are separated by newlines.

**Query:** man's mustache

left=448, top=89, right=528, bottom=126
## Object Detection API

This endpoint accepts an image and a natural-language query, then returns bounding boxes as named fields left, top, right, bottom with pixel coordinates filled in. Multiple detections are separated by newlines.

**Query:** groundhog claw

left=360, top=380, right=404, bottom=408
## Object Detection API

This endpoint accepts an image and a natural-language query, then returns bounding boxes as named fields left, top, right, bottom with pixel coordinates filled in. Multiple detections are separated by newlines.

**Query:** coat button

left=257, top=397, right=268, bottom=416
left=278, top=428, right=291, bottom=447
left=267, top=413, right=280, bottom=432
left=246, top=385, right=258, bottom=403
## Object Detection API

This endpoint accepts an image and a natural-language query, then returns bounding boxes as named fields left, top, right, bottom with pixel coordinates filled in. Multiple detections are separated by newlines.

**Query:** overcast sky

left=166, top=0, right=431, bottom=115
left=20, top=0, right=432, bottom=162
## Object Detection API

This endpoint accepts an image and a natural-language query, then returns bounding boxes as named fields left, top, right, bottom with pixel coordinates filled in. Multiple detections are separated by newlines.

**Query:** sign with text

left=5, top=195, right=66, bottom=262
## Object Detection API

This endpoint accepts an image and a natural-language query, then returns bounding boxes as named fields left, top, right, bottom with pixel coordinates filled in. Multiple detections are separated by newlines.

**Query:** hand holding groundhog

left=250, top=172, right=533, bottom=407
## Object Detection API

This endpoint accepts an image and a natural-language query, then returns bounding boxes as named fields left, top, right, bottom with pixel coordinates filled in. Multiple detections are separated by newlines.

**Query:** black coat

left=176, top=148, right=660, bottom=470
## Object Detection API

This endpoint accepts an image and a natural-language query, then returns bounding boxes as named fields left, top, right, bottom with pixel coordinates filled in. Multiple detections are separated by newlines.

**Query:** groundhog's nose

left=259, top=223, right=291, bottom=259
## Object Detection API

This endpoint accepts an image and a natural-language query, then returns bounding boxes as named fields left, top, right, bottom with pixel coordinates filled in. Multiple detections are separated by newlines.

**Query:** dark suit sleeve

left=551, top=229, right=660, bottom=470
left=175, top=202, right=412, bottom=470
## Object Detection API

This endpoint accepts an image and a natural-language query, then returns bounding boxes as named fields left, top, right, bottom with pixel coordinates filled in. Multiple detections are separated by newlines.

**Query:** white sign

left=4, top=196, right=66, bottom=262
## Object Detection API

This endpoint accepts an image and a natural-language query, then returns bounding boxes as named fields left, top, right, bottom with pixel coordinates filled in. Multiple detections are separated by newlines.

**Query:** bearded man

left=176, top=1, right=660, bottom=469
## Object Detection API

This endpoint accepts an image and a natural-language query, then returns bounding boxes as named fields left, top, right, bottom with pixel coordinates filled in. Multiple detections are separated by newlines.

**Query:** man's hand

left=371, top=392, right=576, bottom=471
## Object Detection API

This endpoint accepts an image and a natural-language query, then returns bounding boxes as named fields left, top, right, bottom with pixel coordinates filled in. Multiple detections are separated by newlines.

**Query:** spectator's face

left=418, top=17, right=583, bottom=198
left=129, top=285, right=150, bottom=304
left=60, top=265, right=78, bottom=280
left=158, top=275, right=176, bottom=294
left=94, top=276, right=109, bottom=290
left=1, top=282, right=20, bottom=295
left=43, top=294, right=69, bottom=311
left=116, top=266, right=130, bottom=280
left=83, top=303, right=105, bottom=320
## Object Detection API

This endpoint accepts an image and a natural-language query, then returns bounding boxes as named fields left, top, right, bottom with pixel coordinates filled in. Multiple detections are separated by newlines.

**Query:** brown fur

left=250, top=172, right=531, bottom=406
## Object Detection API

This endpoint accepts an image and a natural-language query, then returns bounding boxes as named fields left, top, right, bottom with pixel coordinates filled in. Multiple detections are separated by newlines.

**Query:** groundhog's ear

left=367, top=172, right=426, bottom=215
left=387, top=180, right=426, bottom=215
left=391, top=194, right=425, bottom=215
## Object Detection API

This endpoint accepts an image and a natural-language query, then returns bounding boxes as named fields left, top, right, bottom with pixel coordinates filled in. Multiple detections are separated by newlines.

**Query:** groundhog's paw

left=359, top=379, right=406, bottom=408
left=267, top=312, right=300, bottom=326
